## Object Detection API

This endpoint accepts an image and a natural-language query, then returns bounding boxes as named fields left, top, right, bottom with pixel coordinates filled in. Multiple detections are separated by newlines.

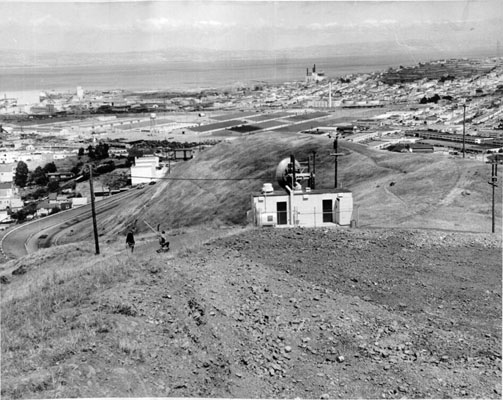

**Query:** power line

left=130, top=175, right=265, bottom=181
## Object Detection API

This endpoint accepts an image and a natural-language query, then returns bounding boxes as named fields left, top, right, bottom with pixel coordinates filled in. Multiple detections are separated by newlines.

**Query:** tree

left=31, top=166, right=48, bottom=186
left=96, top=160, right=115, bottom=174
left=87, top=145, right=95, bottom=159
left=128, top=147, right=143, bottom=159
left=95, top=142, right=109, bottom=159
left=78, top=147, right=85, bottom=157
left=102, top=171, right=129, bottom=191
left=43, top=162, right=57, bottom=174
left=14, top=161, right=29, bottom=188
left=47, top=181, right=60, bottom=193
left=71, top=162, right=84, bottom=176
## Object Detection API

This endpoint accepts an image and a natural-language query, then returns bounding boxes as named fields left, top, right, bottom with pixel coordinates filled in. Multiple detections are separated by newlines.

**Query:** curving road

left=1, top=188, right=145, bottom=261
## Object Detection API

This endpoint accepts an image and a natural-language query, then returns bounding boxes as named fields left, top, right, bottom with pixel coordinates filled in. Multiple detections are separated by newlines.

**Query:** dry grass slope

left=114, top=133, right=499, bottom=235
left=57, top=132, right=500, bottom=242
left=1, top=131, right=501, bottom=399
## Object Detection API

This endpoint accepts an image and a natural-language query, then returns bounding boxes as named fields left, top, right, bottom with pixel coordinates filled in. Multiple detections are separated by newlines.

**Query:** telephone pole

left=88, top=166, right=100, bottom=255
left=462, top=103, right=467, bottom=159
left=330, top=134, right=344, bottom=188
left=488, top=160, right=499, bottom=233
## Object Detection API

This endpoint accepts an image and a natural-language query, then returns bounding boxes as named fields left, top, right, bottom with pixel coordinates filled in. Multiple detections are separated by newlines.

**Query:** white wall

left=252, top=190, right=353, bottom=227
left=131, top=165, right=155, bottom=185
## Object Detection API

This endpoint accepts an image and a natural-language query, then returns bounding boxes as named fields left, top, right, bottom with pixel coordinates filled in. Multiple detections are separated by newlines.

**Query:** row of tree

left=14, top=161, right=58, bottom=189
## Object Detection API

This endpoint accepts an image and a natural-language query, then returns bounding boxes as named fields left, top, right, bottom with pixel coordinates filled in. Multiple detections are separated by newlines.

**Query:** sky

left=0, top=0, right=502, bottom=54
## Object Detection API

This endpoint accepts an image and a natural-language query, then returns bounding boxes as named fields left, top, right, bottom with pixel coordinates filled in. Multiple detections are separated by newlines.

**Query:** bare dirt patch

left=1, top=227, right=500, bottom=399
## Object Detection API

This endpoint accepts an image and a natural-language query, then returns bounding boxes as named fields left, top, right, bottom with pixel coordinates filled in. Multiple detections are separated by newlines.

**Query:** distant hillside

left=82, top=132, right=500, bottom=241
left=378, top=58, right=500, bottom=84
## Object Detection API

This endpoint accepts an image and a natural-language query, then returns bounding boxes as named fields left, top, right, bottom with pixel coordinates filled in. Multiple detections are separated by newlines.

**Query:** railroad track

left=1, top=188, right=145, bottom=260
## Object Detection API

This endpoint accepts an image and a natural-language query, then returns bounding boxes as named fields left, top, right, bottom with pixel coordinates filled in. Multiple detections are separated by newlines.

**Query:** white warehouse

left=130, top=156, right=168, bottom=185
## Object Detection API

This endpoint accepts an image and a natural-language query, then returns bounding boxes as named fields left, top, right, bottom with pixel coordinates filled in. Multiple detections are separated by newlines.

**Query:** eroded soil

left=1, top=227, right=501, bottom=399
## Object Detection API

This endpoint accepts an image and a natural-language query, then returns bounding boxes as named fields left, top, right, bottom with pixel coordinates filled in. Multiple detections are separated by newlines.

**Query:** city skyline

left=0, top=0, right=502, bottom=56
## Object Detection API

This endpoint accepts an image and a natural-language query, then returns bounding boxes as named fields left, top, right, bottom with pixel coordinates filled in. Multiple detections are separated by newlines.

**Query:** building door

left=277, top=201, right=288, bottom=225
left=322, top=199, right=333, bottom=223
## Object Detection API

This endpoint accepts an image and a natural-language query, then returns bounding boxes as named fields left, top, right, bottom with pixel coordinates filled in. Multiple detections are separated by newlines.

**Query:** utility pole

left=88, top=166, right=100, bottom=255
left=488, top=160, right=499, bottom=233
left=462, top=103, right=467, bottom=159
left=330, top=135, right=344, bottom=188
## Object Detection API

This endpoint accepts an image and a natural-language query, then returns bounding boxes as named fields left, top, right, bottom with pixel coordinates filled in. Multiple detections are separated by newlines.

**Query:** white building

left=251, top=156, right=354, bottom=228
left=0, top=182, right=23, bottom=212
left=130, top=156, right=168, bottom=185
left=251, top=186, right=353, bottom=227
left=0, top=163, right=15, bottom=183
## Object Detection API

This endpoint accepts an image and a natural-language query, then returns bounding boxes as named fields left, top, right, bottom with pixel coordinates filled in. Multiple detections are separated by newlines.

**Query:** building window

left=322, top=199, right=333, bottom=223
left=276, top=201, right=288, bottom=225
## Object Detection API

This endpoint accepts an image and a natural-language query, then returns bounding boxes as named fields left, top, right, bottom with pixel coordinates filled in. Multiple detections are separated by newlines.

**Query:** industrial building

left=251, top=156, right=353, bottom=228
left=130, top=156, right=168, bottom=185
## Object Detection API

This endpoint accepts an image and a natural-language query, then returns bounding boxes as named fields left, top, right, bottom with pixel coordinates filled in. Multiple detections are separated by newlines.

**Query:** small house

left=36, top=202, right=60, bottom=217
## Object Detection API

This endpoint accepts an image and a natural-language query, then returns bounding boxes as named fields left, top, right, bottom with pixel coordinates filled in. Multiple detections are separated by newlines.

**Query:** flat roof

left=247, top=111, right=291, bottom=122
left=257, top=120, right=288, bottom=129
left=189, top=120, right=246, bottom=132
left=419, top=139, right=495, bottom=152
left=285, top=111, right=329, bottom=122
left=211, top=111, right=258, bottom=121
left=253, top=187, right=352, bottom=197
left=272, top=120, right=328, bottom=133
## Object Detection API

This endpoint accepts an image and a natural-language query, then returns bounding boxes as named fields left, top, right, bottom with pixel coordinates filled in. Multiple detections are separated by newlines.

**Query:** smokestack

left=313, top=64, right=316, bottom=73
left=306, top=68, right=309, bottom=76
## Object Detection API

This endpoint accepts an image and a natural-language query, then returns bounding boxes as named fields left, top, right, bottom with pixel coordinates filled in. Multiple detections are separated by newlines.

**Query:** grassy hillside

left=94, top=131, right=500, bottom=239
left=1, top=132, right=501, bottom=399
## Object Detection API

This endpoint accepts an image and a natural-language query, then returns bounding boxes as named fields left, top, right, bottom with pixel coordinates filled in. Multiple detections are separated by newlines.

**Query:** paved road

left=0, top=189, right=145, bottom=261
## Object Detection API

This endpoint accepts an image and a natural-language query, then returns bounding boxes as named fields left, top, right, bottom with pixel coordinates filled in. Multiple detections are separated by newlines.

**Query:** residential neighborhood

left=1, top=57, right=502, bottom=226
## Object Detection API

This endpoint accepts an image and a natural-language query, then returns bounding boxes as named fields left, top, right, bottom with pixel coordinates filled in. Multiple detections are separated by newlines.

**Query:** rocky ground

left=1, top=227, right=500, bottom=399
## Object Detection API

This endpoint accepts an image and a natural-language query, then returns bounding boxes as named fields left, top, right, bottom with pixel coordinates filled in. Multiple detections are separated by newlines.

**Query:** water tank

left=150, top=113, right=157, bottom=119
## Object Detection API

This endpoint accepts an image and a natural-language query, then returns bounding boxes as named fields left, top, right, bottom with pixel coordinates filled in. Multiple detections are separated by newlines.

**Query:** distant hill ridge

left=378, top=57, right=502, bottom=84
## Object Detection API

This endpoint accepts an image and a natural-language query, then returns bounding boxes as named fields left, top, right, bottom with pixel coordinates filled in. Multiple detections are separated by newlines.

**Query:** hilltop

left=1, top=131, right=501, bottom=399
left=52, top=131, right=500, bottom=244
left=0, top=226, right=500, bottom=398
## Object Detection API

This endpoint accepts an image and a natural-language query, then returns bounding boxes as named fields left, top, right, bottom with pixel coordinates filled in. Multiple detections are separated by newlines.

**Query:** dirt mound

left=1, top=228, right=500, bottom=399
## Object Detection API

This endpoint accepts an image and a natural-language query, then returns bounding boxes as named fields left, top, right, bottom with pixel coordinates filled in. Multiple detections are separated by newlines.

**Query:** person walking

left=158, top=230, right=170, bottom=252
left=126, top=229, right=135, bottom=253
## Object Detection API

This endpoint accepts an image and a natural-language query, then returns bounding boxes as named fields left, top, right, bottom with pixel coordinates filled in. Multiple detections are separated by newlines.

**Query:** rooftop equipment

left=261, top=183, right=274, bottom=194
left=275, top=154, right=313, bottom=192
